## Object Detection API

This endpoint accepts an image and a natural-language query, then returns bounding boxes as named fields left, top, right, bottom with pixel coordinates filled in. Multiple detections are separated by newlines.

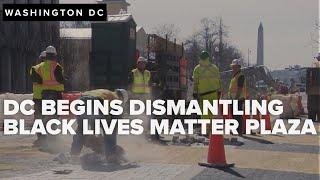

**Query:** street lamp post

left=215, top=46, right=220, bottom=68
left=247, top=49, right=251, bottom=67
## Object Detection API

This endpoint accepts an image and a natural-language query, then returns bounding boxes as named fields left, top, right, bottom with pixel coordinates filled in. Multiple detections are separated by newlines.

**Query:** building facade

left=97, top=0, right=130, bottom=15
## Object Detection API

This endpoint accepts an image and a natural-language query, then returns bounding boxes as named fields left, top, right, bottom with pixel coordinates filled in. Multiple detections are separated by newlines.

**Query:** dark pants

left=232, top=100, right=244, bottom=135
left=308, top=95, right=320, bottom=121
left=34, top=90, right=62, bottom=145
left=71, top=96, right=117, bottom=157
left=34, top=99, right=43, bottom=143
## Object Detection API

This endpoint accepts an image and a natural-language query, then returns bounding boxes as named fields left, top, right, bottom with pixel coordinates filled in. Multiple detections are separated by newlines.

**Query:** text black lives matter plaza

left=2, top=99, right=317, bottom=136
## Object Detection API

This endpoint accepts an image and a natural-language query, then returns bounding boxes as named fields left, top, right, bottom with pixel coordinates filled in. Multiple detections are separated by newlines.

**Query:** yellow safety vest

left=132, top=68, right=151, bottom=94
left=31, top=60, right=64, bottom=99
left=192, top=61, right=221, bottom=94
left=82, top=89, right=118, bottom=100
left=228, top=71, right=248, bottom=99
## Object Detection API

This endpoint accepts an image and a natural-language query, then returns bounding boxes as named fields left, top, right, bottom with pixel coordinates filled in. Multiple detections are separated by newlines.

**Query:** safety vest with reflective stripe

left=192, top=63, right=221, bottom=94
left=228, top=71, right=248, bottom=99
left=31, top=60, right=64, bottom=99
left=132, top=68, right=151, bottom=94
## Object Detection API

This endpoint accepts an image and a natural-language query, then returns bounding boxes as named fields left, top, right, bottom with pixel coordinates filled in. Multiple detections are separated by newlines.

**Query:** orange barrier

left=261, top=112, right=271, bottom=130
left=242, top=114, right=250, bottom=134
left=297, top=95, right=304, bottom=115
left=224, top=106, right=233, bottom=119
left=199, top=134, right=235, bottom=168
left=261, top=95, right=272, bottom=130
left=61, top=92, right=82, bottom=119
left=253, top=112, right=261, bottom=122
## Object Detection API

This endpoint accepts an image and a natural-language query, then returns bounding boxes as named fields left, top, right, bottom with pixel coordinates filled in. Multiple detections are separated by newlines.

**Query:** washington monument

left=257, top=22, right=264, bottom=66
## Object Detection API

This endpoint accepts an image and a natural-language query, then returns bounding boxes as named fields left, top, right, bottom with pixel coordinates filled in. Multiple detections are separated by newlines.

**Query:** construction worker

left=128, top=57, right=157, bottom=140
left=30, top=46, right=64, bottom=148
left=70, top=89, right=129, bottom=163
left=289, top=78, right=297, bottom=94
left=269, top=87, right=276, bottom=98
left=313, top=53, right=320, bottom=68
left=193, top=51, right=222, bottom=136
left=228, top=59, right=248, bottom=135
left=128, top=56, right=151, bottom=98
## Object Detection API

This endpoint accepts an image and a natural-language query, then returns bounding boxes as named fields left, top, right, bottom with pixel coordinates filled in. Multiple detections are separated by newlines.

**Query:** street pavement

left=0, top=129, right=319, bottom=179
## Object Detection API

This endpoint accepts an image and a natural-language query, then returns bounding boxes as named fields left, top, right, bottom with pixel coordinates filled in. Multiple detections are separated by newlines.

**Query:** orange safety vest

left=31, top=60, right=64, bottom=99
left=228, top=71, right=248, bottom=99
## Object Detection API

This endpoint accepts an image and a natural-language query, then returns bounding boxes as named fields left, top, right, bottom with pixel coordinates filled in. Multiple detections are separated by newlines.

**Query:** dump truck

left=145, top=34, right=187, bottom=101
left=90, top=14, right=137, bottom=90
left=89, top=14, right=187, bottom=101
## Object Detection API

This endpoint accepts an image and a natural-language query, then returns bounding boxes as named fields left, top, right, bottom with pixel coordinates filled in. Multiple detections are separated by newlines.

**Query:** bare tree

left=313, top=19, right=319, bottom=47
left=184, top=17, right=241, bottom=71
left=199, top=18, right=218, bottom=52
left=153, top=24, right=180, bottom=41
left=185, top=32, right=202, bottom=75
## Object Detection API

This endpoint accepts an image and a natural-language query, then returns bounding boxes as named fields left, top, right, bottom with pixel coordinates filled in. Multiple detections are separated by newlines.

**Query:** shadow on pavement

left=81, top=162, right=139, bottom=172
left=216, top=167, right=245, bottom=178
left=241, top=135, right=274, bottom=144
left=79, top=153, right=139, bottom=172
left=193, top=167, right=245, bottom=179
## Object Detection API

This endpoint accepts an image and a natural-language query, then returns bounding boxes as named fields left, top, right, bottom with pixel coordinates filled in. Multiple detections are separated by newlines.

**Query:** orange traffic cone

left=199, top=134, right=235, bottom=168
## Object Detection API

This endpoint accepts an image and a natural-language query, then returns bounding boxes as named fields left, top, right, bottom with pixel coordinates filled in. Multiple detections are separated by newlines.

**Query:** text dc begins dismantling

left=3, top=99, right=283, bottom=117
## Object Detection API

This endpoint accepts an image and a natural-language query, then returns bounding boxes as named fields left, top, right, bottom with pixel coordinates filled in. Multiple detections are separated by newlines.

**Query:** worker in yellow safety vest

left=313, top=53, right=320, bottom=68
left=193, top=51, right=222, bottom=135
left=129, top=56, right=151, bottom=96
left=228, top=59, right=248, bottom=135
left=129, top=56, right=159, bottom=140
left=70, top=89, right=129, bottom=164
left=30, top=46, right=65, bottom=148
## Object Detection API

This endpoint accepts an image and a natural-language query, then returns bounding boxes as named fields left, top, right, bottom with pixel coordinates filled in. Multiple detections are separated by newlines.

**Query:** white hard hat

left=115, top=89, right=129, bottom=104
left=316, top=52, right=320, bottom=60
left=39, top=51, right=46, bottom=59
left=137, top=56, right=147, bottom=64
left=230, top=59, right=242, bottom=66
left=46, top=46, right=57, bottom=55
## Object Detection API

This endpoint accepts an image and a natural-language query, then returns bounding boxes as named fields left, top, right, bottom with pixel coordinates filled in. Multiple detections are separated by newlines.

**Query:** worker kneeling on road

left=30, top=46, right=65, bottom=148
left=70, top=89, right=129, bottom=164
left=228, top=59, right=248, bottom=135
left=192, top=51, right=222, bottom=136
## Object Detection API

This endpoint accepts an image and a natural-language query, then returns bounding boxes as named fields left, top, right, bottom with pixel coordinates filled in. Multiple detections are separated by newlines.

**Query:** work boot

left=32, top=139, right=42, bottom=148
left=105, top=145, right=126, bottom=164
left=33, top=133, right=45, bottom=147
left=32, top=135, right=48, bottom=148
